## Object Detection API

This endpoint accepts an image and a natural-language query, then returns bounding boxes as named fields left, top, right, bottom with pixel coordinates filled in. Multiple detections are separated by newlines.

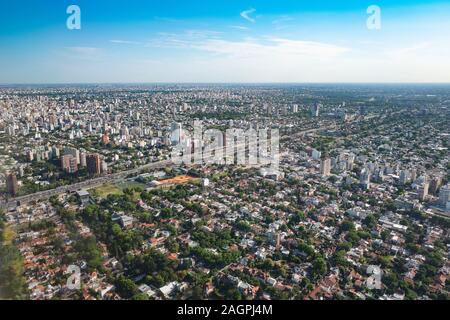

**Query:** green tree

left=312, top=257, right=327, bottom=279
left=0, top=213, right=28, bottom=299
left=115, top=276, right=138, bottom=299
left=74, top=236, right=104, bottom=270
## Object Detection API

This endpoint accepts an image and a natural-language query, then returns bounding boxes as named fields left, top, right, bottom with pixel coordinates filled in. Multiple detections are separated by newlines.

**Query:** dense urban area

left=0, top=84, right=449, bottom=300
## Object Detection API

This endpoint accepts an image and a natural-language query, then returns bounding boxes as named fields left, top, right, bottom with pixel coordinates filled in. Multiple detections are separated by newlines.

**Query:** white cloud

left=146, top=33, right=350, bottom=61
left=386, top=42, right=431, bottom=59
left=139, top=34, right=352, bottom=82
left=38, top=42, right=450, bottom=83
left=230, top=25, right=250, bottom=31
left=240, top=8, right=256, bottom=23
left=51, top=37, right=450, bottom=83
left=191, top=38, right=350, bottom=59
left=109, top=40, right=142, bottom=45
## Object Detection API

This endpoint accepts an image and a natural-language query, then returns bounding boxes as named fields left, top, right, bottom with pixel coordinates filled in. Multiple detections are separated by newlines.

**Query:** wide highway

left=0, top=114, right=385, bottom=210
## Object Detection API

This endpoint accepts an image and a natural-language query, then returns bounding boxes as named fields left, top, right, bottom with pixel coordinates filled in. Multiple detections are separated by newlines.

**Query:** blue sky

left=1, top=0, right=450, bottom=83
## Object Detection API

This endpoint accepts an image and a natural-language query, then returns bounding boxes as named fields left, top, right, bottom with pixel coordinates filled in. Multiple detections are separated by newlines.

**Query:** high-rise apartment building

left=399, top=170, right=409, bottom=185
left=86, top=153, right=102, bottom=176
left=320, top=158, right=331, bottom=177
left=418, top=182, right=429, bottom=201
left=6, top=172, right=18, bottom=196
left=360, top=168, right=371, bottom=190
left=429, top=177, right=442, bottom=195
left=170, top=122, right=183, bottom=145
left=310, top=103, right=321, bottom=117
left=439, top=185, right=450, bottom=210
left=61, top=154, right=78, bottom=174
left=64, top=147, right=80, bottom=165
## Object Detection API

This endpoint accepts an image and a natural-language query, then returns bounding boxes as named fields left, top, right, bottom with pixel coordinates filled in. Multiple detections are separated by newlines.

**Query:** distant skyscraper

left=346, top=158, right=355, bottom=171
left=320, top=158, right=331, bottom=177
left=18, top=166, right=24, bottom=177
left=120, top=126, right=129, bottom=140
left=170, top=122, right=183, bottom=145
left=374, top=168, right=385, bottom=182
left=6, top=173, right=18, bottom=196
left=86, top=153, right=101, bottom=176
left=439, top=185, right=450, bottom=209
left=80, top=152, right=87, bottom=167
left=429, top=177, right=442, bottom=195
left=61, top=155, right=78, bottom=174
left=51, top=146, right=60, bottom=159
left=360, top=168, right=371, bottom=190
left=311, top=149, right=321, bottom=160
left=418, top=182, right=429, bottom=201
left=399, top=170, right=409, bottom=185
left=265, top=104, right=272, bottom=117
left=64, top=147, right=80, bottom=165
left=311, top=103, right=321, bottom=117
left=410, top=170, right=417, bottom=182
left=7, top=125, right=15, bottom=136
left=101, top=159, right=108, bottom=174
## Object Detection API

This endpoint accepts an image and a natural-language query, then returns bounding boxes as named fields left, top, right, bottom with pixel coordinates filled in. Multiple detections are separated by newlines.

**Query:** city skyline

left=1, top=83, right=449, bottom=302
left=1, top=1, right=449, bottom=306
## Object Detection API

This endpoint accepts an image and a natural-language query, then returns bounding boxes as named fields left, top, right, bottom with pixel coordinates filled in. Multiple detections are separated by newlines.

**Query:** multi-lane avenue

left=0, top=115, right=383, bottom=210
